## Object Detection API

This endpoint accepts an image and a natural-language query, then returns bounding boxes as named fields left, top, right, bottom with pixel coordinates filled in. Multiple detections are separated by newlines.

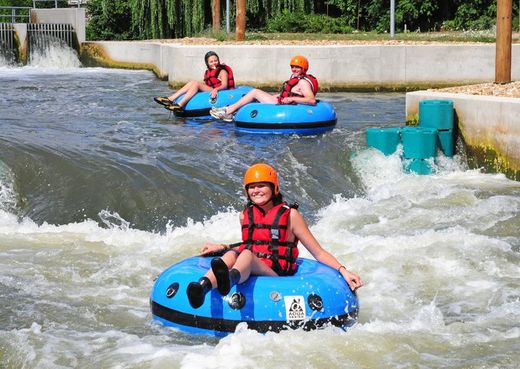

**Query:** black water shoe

left=186, top=277, right=211, bottom=308
left=154, top=96, right=173, bottom=106
left=164, top=103, right=183, bottom=112
left=211, top=258, right=231, bottom=295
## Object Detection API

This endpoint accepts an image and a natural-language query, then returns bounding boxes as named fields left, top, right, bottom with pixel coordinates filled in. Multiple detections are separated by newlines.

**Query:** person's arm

left=216, top=69, right=229, bottom=90
left=289, top=209, right=363, bottom=291
left=200, top=211, right=243, bottom=255
left=200, top=242, right=230, bottom=255
left=210, top=70, right=229, bottom=98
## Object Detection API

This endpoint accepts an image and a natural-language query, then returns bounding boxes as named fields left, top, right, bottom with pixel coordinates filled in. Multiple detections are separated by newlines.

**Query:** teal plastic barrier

left=419, top=100, right=454, bottom=130
left=404, top=158, right=433, bottom=175
left=401, top=126, right=438, bottom=159
left=365, top=127, right=401, bottom=156
left=437, top=129, right=454, bottom=157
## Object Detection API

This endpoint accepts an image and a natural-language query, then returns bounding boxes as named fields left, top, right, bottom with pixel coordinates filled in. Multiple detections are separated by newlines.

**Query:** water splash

left=0, top=161, right=17, bottom=214
left=28, top=39, right=81, bottom=69
left=98, top=209, right=131, bottom=231
left=0, top=51, right=16, bottom=67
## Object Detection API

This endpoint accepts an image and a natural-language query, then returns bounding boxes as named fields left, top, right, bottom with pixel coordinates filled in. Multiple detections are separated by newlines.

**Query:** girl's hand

left=340, top=268, right=364, bottom=291
left=210, top=89, right=218, bottom=99
left=200, top=242, right=225, bottom=255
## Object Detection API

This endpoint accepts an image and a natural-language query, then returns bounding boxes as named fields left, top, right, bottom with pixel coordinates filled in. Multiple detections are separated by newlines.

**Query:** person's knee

left=238, top=249, right=255, bottom=264
left=223, top=251, right=238, bottom=264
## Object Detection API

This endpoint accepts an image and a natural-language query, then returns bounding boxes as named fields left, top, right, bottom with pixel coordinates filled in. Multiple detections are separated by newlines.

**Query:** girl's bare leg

left=168, top=81, right=212, bottom=106
left=226, top=89, right=279, bottom=114
left=177, top=81, right=213, bottom=107
left=232, top=249, right=278, bottom=282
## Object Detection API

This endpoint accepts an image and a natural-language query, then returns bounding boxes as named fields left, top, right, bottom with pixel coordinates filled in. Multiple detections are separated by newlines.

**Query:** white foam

left=28, top=40, right=81, bottom=69
left=0, top=161, right=17, bottom=213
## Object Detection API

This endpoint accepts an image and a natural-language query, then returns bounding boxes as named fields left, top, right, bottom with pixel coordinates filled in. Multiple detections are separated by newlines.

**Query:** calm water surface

left=0, top=48, right=519, bottom=369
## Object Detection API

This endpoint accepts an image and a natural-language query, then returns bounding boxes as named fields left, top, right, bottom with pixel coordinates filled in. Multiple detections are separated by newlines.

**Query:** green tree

left=0, top=0, right=29, bottom=5
left=86, top=0, right=134, bottom=40
left=83, top=0, right=513, bottom=40
left=452, top=0, right=497, bottom=30
left=129, top=0, right=207, bottom=39
left=246, top=0, right=314, bottom=29
left=328, top=0, right=507, bottom=32
left=0, top=0, right=67, bottom=6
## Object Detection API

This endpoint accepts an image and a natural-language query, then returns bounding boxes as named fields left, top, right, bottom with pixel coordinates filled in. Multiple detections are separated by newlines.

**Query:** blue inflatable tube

left=172, top=86, right=254, bottom=118
left=150, top=256, right=358, bottom=337
left=234, top=101, right=337, bottom=135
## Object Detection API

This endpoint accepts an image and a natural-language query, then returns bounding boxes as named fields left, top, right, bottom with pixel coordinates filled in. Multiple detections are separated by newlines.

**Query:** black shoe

left=164, top=103, right=183, bottom=111
left=211, top=258, right=231, bottom=295
left=154, top=96, right=173, bottom=106
left=229, top=269, right=241, bottom=284
left=186, top=277, right=211, bottom=308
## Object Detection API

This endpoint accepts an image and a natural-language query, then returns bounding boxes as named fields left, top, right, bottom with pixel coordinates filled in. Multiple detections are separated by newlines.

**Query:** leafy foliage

left=0, top=0, right=68, bottom=6
left=86, top=0, right=134, bottom=40
left=266, top=10, right=353, bottom=33
left=246, top=0, right=313, bottom=29
left=451, top=0, right=497, bottom=31
left=7, top=0, right=513, bottom=40
left=87, top=0, right=206, bottom=40
left=323, top=0, right=513, bottom=33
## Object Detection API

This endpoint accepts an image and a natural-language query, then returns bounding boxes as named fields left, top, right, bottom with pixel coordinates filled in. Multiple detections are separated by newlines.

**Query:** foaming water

left=0, top=41, right=80, bottom=69
left=0, top=65, right=519, bottom=368
left=0, top=53, right=14, bottom=67
left=0, top=161, right=17, bottom=213
left=28, top=40, right=82, bottom=69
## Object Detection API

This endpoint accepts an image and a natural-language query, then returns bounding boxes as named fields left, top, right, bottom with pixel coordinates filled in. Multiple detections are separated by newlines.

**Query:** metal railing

left=0, top=23, right=14, bottom=49
left=32, top=1, right=84, bottom=8
left=28, top=23, right=75, bottom=50
left=32, top=0, right=59, bottom=8
left=0, top=0, right=85, bottom=23
left=67, top=0, right=86, bottom=7
left=0, top=6, right=32, bottom=23
left=0, top=23, right=16, bottom=64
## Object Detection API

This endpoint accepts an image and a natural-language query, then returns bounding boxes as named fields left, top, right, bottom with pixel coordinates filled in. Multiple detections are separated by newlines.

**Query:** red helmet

left=290, top=55, right=309, bottom=72
left=243, top=163, right=279, bottom=195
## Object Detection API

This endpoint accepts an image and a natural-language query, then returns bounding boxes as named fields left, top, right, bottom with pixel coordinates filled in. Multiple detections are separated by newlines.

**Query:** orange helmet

left=290, top=55, right=309, bottom=72
left=243, top=163, right=279, bottom=195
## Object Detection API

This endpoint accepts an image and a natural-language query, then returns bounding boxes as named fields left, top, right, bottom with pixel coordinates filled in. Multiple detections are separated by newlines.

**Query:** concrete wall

left=84, top=42, right=520, bottom=89
left=31, top=8, right=86, bottom=43
left=80, top=41, right=168, bottom=78
left=406, top=91, right=520, bottom=180
left=13, top=23, right=27, bottom=49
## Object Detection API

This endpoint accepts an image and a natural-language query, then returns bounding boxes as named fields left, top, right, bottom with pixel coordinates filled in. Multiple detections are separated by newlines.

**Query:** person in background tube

left=209, top=55, right=318, bottom=122
left=154, top=51, right=235, bottom=112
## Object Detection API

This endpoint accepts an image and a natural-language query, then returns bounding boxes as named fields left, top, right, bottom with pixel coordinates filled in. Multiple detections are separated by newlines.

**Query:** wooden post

left=212, top=0, right=221, bottom=33
left=236, top=0, right=246, bottom=41
left=495, top=0, right=512, bottom=84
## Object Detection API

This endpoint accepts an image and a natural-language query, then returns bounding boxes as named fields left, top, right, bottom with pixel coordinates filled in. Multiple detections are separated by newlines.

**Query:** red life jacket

left=279, top=74, right=319, bottom=100
left=203, top=64, right=235, bottom=89
left=238, top=202, right=299, bottom=276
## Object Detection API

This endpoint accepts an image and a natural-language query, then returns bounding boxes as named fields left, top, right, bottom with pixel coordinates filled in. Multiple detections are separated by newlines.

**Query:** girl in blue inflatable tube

left=186, top=163, right=363, bottom=309
left=210, top=55, right=318, bottom=122
left=154, top=51, right=235, bottom=113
